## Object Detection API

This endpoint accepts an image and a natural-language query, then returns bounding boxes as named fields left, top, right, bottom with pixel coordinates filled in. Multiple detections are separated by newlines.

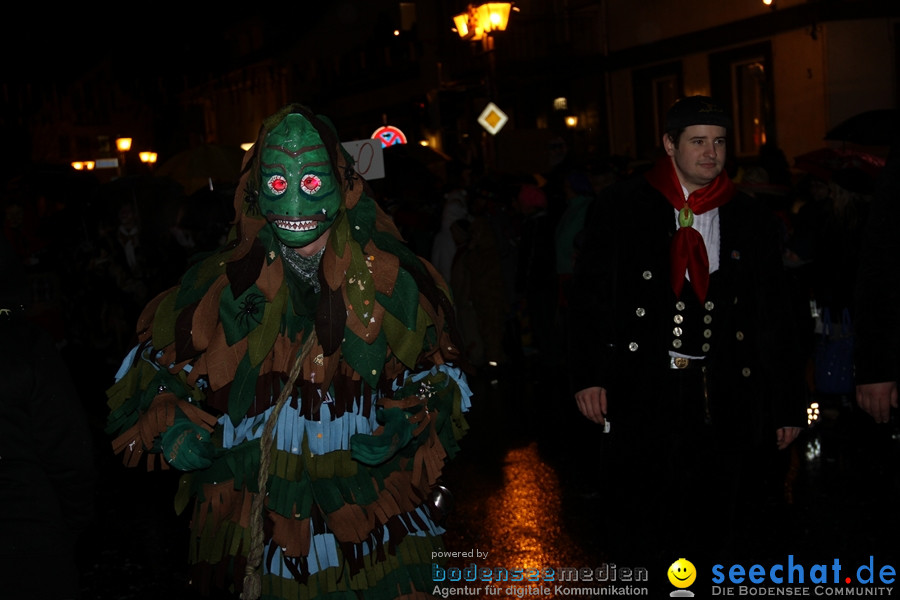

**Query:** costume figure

left=106, top=104, right=471, bottom=599
left=567, top=96, right=805, bottom=579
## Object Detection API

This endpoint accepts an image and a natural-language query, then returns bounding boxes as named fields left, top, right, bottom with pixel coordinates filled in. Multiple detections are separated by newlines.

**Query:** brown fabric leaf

left=323, top=504, right=375, bottom=544
left=192, top=274, right=229, bottom=352
left=175, top=302, right=200, bottom=363
left=319, top=350, right=341, bottom=397
left=111, top=428, right=144, bottom=468
left=228, top=216, right=267, bottom=263
left=315, top=283, right=346, bottom=357
left=269, top=513, right=312, bottom=558
left=342, top=286, right=385, bottom=343
left=322, top=242, right=351, bottom=292
left=192, top=481, right=249, bottom=541
left=272, top=333, right=302, bottom=377
left=382, top=357, right=406, bottom=382
left=157, top=345, right=177, bottom=369
left=206, top=331, right=248, bottom=391
left=338, top=151, right=362, bottom=211
left=364, top=241, right=399, bottom=295
left=411, top=431, right=447, bottom=490
left=136, top=288, right=170, bottom=339
left=300, top=339, right=327, bottom=387
left=256, top=256, right=284, bottom=302
left=178, top=397, right=220, bottom=429
left=227, top=239, right=265, bottom=299
left=188, top=353, right=206, bottom=387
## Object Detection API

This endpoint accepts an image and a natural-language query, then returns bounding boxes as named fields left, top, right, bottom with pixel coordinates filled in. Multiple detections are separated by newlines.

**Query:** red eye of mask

left=267, top=175, right=288, bottom=195
left=301, top=174, right=322, bottom=194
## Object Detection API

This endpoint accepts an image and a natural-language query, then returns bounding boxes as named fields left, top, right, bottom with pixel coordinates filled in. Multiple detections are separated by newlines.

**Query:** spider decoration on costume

left=243, top=188, right=261, bottom=216
left=236, top=293, right=266, bottom=327
left=342, top=161, right=359, bottom=190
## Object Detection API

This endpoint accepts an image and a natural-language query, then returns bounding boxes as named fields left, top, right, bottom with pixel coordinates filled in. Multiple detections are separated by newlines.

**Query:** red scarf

left=645, top=156, right=734, bottom=302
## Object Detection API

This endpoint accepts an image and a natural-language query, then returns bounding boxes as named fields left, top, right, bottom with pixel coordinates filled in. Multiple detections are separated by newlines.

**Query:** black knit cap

left=665, top=95, right=733, bottom=132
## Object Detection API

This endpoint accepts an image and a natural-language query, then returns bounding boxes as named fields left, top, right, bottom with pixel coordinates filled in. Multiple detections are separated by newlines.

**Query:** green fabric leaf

left=139, top=368, right=190, bottom=412
left=341, top=328, right=387, bottom=388
left=310, top=476, right=346, bottom=514
left=227, top=355, right=261, bottom=426
left=330, top=209, right=350, bottom=258
left=152, top=292, right=179, bottom=349
left=256, top=224, right=280, bottom=264
left=247, top=284, right=286, bottom=366
left=376, top=267, right=419, bottom=330
left=350, top=407, right=414, bottom=466
left=347, top=196, right=376, bottom=243
left=160, top=421, right=214, bottom=470
left=373, top=230, right=422, bottom=273
left=382, top=305, right=428, bottom=369
left=175, top=253, right=227, bottom=310
left=174, top=473, right=194, bottom=515
left=345, top=242, right=376, bottom=327
left=220, top=284, right=267, bottom=346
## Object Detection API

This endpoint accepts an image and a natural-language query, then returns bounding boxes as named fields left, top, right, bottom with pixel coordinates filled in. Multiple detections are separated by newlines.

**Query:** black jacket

left=567, top=173, right=807, bottom=443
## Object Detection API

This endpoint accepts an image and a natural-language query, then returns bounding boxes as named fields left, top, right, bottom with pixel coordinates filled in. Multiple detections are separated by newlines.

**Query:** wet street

left=74, top=354, right=900, bottom=599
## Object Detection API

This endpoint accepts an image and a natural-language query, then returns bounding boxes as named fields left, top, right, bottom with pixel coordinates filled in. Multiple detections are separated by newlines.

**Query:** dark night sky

left=1, top=12, right=251, bottom=85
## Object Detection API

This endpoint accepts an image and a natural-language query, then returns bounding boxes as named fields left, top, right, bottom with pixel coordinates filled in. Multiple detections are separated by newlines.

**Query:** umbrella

left=824, top=109, right=900, bottom=147
left=156, top=143, right=246, bottom=195
left=794, top=147, right=884, bottom=181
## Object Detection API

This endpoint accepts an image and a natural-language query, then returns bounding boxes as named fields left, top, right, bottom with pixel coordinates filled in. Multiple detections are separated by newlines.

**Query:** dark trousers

left=596, top=367, right=771, bottom=589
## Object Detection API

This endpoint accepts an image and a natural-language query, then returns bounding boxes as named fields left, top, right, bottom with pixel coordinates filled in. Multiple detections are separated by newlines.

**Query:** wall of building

left=824, top=18, right=897, bottom=128
left=599, top=9, right=897, bottom=169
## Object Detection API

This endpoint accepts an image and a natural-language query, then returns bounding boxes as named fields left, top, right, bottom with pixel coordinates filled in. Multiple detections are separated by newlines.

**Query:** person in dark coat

left=0, top=236, right=96, bottom=599
left=566, top=96, right=806, bottom=586
left=854, top=141, right=900, bottom=423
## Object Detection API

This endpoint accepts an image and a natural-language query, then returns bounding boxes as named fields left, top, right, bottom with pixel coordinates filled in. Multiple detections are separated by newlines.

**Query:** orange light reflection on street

left=442, top=442, right=600, bottom=598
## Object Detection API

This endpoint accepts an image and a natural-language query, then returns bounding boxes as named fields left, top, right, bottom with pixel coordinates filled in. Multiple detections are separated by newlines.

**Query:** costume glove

left=350, top=407, right=415, bottom=466
left=160, top=420, right=214, bottom=470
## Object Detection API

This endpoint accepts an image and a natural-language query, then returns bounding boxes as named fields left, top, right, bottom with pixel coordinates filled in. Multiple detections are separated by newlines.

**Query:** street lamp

left=116, top=137, right=132, bottom=176
left=452, top=3, right=514, bottom=172
left=139, top=151, right=158, bottom=171
left=453, top=3, right=512, bottom=41
left=451, top=3, right=514, bottom=99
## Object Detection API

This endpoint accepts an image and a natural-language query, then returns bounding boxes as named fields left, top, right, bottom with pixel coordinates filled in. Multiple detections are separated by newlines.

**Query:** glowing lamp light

left=477, top=3, right=511, bottom=33
left=453, top=2, right=511, bottom=41
left=71, top=161, right=95, bottom=170
left=116, top=137, right=133, bottom=152
left=565, top=115, right=578, bottom=128
left=453, top=11, right=479, bottom=40
left=139, top=151, right=158, bottom=164
left=241, top=142, right=255, bottom=152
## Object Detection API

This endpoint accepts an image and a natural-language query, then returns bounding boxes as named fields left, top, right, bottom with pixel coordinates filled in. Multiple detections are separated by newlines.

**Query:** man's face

left=258, top=114, right=341, bottom=248
left=663, top=124, right=727, bottom=193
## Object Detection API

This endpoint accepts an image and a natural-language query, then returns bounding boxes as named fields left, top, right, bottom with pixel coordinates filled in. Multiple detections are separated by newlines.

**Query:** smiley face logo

left=668, top=558, right=696, bottom=589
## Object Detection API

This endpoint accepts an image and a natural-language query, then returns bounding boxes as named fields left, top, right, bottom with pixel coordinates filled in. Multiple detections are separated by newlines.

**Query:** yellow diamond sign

left=478, top=102, right=509, bottom=135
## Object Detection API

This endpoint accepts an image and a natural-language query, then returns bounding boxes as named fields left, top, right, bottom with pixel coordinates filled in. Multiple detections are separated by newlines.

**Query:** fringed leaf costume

left=105, top=104, right=472, bottom=600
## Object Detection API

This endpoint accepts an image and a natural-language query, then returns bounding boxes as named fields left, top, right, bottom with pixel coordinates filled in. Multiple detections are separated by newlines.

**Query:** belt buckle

left=673, top=357, right=690, bottom=369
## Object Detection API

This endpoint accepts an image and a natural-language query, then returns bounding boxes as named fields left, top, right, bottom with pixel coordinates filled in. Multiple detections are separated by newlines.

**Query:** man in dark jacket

left=567, top=96, right=806, bottom=583
left=855, top=141, right=900, bottom=423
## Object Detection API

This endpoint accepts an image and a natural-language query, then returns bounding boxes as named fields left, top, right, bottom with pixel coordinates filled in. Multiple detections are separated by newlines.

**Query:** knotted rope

left=242, top=332, right=317, bottom=600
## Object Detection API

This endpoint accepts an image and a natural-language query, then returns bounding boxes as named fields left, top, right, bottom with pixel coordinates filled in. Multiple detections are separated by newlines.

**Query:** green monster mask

left=258, top=113, right=342, bottom=248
